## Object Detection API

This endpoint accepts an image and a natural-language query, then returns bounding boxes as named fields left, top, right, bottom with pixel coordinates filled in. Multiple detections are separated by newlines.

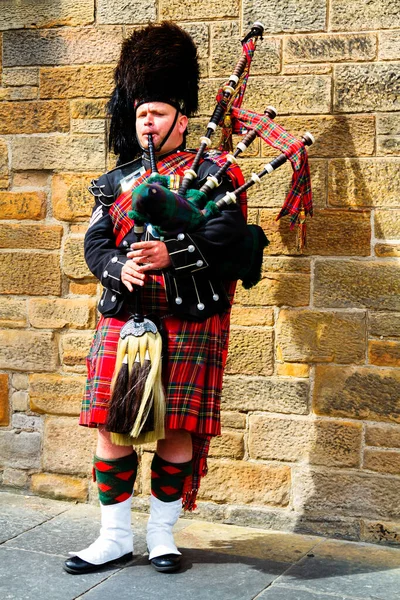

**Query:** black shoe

left=150, top=553, right=181, bottom=573
left=63, top=552, right=133, bottom=575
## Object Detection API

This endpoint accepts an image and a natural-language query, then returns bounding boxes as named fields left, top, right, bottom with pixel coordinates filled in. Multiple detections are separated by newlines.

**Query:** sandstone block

left=40, top=65, right=114, bottom=99
left=0, top=101, right=69, bottom=135
left=209, top=430, right=245, bottom=459
left=29, top=298, right=96, bottom=329
left=380, top=31, right=400, bottom=60
left=235, top=274, right=310, bottom=307
left=369, top=312, right=400, bottom=338
left=225, top=328, right=273, bottom=376
left=243, top=158, right=326, bottom=209
left=330, top=0, right=400, bottom=31
left=97, top=0, right=156, bottom=23
left=334, top=63, right=400, bottom=113
left=199, top=459, right=291, bottom=506
left=211, top=22, right=280, bottom=76
left=221, top=411, right=246, bottom=429
left=63, top=236, right=92, bottom=279
left=12, top=391, right=29, bottom=413
left=377, top=135, right=400, bottom=156
left=0, top=252, right=62, bottom=296
left=70, top=99, right=108, bottom=119
left=364, top=449, right=400, bottom=476
left=198, top=75, right=330, bottom=116
left=61, top=332, right=93, bottom=366
left=0, top=373, right=9, bottom=426
left=0, top=191, right=45, bottom=219
left=0, top=224, right=63, bottom=250
left=366, top=424, right=400, bottom=449
left=160, top=0, right=238, bottom=20
left=12, top=171, right=50, bottom=189
left=222, top=375, right=309, bottom=415
left=2, top=468, right=29, bottom=488
left=0, top=139, right=8, bottom=187
left=0, top=298, right=27, bottom=328
left=314, top=260, right=400, bottom=310
left=375, top=244, right=400, bottom=258
left=2, top=67, right=38, bottom=87
left=0, top=86, right=38, bottom=101
left=0, top=0, right=94, bottom=30
left=375, top=210, right=400, bottom=240
left=262, top=257, right=311, bottom=274
left=285, top=33, right=376, bottom=63
left=259, top=209, right=371, bottom=256
left=262, top=116, right=375, bottom=158
left=12, top=413, right=43, bottom=431
left=12, top=374, right=28, bottom=390
left=283, top=64, right=332, bottom=75
left=277, top=310, right=366, bottom=364
left=51, top=173, right=99, bottom=221
left=243, top=0, right=326, bottom=33
left=70, top=281, right=98, bottom=296
left=369, top=341, right=400, bottom=368
left=377, top=114, right=400, bottom=135
left=293, top=467, right=400, bottom=518
left=329, top=159, right=400, bottom=207
left=276, top=363, right=310, bottom=378
left=0, top=430, right=41, bottom=469
left=72, top=119, right=106, bottom=135
left=245, top=75, right=331, bottom=115
left=249, top=415, right=361, bottom=467
left=31, top=472, right=88, bottom=502
left=361, top=519, right=400, bottom=545
left=313, top=365, right=400, bottom=424
left=0, top=330, right=58, bottom=372
left=43, top=416, right=96, bottom=475
left=230, top=306, right=274, bottom=327
left=3, top=27, right=123, bottom=67
left=11, top=136, right=105, bottom=171
left=29, top=373, right=85, bottom=416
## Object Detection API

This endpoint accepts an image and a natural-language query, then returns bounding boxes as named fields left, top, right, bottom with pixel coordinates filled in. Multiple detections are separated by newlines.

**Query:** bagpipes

left=106, top=21, right=314, bottom=446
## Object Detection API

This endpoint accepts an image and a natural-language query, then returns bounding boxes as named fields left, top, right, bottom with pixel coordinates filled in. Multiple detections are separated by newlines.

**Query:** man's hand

left=121, top=241, right=172, bottom=292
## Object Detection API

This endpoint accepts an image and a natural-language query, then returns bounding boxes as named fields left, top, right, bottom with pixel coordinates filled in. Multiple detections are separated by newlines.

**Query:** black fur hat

left=108, top=21, right=200, bottom=163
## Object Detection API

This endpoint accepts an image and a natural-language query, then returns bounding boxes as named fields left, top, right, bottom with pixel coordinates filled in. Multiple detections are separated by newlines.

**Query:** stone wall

left=0, top=1, right=399, bottom=546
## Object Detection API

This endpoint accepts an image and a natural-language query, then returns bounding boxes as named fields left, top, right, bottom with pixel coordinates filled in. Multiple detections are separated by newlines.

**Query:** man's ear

left=178, top=114, right=188, bottom=134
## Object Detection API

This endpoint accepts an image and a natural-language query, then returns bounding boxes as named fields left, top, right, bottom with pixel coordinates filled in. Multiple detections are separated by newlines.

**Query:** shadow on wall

left=226, top=116, right=400, bottom=545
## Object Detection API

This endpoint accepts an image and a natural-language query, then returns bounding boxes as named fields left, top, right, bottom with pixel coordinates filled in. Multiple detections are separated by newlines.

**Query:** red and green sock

left=93, top=452, right=138, bottom=506
left=151, top=453, right=192, bottom=503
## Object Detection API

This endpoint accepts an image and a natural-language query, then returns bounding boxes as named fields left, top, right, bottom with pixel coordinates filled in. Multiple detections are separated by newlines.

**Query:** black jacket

left=84, top=151, right=249, bottom=320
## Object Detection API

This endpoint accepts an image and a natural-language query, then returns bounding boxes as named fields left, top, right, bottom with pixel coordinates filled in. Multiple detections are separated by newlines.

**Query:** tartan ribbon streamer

left=228, top=107, right=313, bottom=226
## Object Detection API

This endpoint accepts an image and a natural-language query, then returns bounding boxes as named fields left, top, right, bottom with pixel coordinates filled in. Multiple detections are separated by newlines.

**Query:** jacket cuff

left=100, top=254, right=129, bottom=294
left=164, top=233, right=208, bottom=275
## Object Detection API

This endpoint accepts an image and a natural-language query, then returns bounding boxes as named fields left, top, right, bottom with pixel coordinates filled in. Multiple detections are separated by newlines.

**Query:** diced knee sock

left=151, top=453, right=192, bottom=503
left=93, top=452, right=138, bottom=505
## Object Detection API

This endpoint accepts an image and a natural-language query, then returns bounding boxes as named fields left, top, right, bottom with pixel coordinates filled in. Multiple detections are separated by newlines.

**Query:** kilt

left=80, top=272, right=233, bottom=507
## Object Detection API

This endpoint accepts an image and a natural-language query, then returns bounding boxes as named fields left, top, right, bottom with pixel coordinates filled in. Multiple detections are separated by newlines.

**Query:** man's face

left=135, top=102, right=188, bottom=155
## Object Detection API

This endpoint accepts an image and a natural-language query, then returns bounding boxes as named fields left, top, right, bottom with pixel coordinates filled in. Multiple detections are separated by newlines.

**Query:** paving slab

left=0, top=492, right=69, bottom=544
left=0, top=546, right=125, bottom=600
left=3, top=502, right=149, bottom=557
left=275, top=538, right=400, bottom=600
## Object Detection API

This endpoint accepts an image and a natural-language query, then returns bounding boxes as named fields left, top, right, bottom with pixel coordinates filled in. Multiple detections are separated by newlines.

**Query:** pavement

left=1, top=492, right=400, bottom=600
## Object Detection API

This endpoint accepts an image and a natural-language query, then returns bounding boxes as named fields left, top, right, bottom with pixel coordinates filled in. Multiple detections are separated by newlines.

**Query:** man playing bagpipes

left=64, top=20, right=313, bottom=576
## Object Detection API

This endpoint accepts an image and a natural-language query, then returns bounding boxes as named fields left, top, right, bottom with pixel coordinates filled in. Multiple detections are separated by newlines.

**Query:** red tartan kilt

left=80, top=302, right=227, bottom=437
